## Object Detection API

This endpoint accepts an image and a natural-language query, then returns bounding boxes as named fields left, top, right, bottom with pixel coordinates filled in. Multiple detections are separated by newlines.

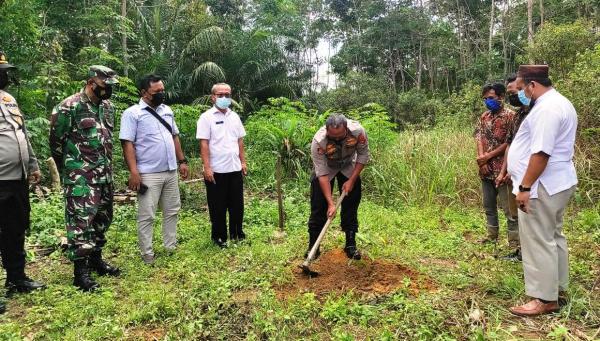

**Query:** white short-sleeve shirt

left=196, top=107, right=246, bottom=173
left=507, top=89, right=578, bottom=198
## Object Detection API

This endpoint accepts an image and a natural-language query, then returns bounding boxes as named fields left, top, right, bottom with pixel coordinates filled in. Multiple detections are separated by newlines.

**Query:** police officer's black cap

left=0, top=52, right=16, bottom=70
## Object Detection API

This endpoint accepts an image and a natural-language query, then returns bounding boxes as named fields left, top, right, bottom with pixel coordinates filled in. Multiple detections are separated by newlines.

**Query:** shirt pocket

left=77, top=117, right=98, bottom=139
left=139, top=117, right=160, bottom=135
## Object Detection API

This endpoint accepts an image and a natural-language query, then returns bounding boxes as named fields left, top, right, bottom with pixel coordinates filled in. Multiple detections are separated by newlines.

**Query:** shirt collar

left=80, top=87, right=92, bottom=104
left=533, top=88, right=556, bottom=105
left=139, top=98, right=163, bottom=111
left=211, top=106, right=231, bottom=116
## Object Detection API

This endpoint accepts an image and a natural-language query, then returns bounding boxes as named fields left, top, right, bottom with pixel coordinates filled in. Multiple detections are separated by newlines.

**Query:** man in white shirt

left=196, top=83, right=247, bottom=248
left=120, top=74, right=189, bottom=264
left=507, top=65, right=578, bottom=316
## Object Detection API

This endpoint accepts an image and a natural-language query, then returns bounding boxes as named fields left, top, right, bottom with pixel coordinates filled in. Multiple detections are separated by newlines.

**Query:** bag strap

left=143, top=106, right=174, bottom=136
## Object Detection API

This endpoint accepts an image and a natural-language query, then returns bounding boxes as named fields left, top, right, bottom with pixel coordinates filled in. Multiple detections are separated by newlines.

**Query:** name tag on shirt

left=216, top=121, right=224, bottom=125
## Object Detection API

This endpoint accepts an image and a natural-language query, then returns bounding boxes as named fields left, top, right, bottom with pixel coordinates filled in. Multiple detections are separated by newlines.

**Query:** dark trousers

left=308, top=173, right=361, bottom=233
left=204, top=171, right=244, bottom=242
left=0, top=179, right=29, bottom=280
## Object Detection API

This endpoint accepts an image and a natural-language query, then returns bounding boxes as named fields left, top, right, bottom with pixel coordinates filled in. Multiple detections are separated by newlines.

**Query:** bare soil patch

left=276, top=248, right=435, bottom=299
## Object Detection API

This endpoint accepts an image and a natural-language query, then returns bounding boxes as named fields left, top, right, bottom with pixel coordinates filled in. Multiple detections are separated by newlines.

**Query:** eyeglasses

left=214, top=93, right=231, bottom=98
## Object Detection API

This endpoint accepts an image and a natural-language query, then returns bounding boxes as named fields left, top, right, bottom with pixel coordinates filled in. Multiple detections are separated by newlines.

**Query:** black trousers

left=308, top=173, right=361, bottom=233
left=0, top=179, right=29, bottom=280
left=204, top=171, right=244, bottom=242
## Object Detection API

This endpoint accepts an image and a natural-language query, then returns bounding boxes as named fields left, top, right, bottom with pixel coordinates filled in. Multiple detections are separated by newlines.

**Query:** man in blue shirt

left=119, top=74, right=189, bottom=264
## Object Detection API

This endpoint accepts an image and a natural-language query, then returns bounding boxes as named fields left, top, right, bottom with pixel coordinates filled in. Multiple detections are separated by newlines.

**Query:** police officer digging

left=308, top=114, right=370, bottom=260
left=0, top=51, right=46, bottom=314
left=49, top=65, right=121, bottom=292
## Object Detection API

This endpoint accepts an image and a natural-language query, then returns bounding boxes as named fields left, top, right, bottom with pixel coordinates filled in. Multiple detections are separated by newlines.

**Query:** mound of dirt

left=276, top=249, right=434, bottom=299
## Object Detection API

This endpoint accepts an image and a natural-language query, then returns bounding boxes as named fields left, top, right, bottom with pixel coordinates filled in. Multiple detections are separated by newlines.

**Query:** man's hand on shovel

left=327, top=203, right=337, bottom=218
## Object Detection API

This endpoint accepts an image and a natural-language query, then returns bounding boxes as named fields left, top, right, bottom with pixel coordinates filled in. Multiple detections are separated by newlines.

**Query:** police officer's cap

left=0, top=52, right=16, bottom=70
left=88, top=65, right=119, bottom=85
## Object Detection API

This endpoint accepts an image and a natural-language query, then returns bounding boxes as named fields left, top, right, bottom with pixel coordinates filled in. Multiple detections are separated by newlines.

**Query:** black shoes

left=213, top=238, right=228, bottom=249
left=344, top=231, right=362, bottom=260
left=5, top=276, right=46, bottom=296
left=89, top=250, right=121, bottom=277
left=73, top=258, right=99, bottom=292
left=501, top=249, right=522, bottom=262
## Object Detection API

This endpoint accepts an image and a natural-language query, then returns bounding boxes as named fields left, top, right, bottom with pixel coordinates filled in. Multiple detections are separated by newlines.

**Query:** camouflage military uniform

left=50, top=88, right=115, bottom=260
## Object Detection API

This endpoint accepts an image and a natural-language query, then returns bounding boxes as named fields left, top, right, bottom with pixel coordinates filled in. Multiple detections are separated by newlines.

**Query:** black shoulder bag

left=143, top=106, right=174, bottom=136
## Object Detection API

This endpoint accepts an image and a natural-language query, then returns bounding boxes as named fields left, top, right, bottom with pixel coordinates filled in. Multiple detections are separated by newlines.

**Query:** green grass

left=2, top=125, right=598, bottom=340
left=0, top=192, right=598, bottom=340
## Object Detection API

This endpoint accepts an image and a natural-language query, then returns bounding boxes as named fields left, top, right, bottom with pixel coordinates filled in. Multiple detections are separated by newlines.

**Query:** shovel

left=299, top=191, right=347, bottom=277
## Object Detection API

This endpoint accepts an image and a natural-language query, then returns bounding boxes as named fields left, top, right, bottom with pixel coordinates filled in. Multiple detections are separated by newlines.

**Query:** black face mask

left=150, top=92, right=165, bottom=107
left=0, top=72, right=9, bottom=90
left=507, top=93, right=522, bottom=107
left=93, top=83, right=113, bottom=100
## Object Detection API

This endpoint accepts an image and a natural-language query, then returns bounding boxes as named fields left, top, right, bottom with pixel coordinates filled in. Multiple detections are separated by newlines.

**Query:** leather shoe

left=5, top=277, right=46, bottom=295
left=509, top=299, right=559, bottom=316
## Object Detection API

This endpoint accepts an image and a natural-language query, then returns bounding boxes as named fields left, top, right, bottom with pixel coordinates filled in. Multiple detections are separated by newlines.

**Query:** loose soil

left=276, top=249, right=435, bottom=299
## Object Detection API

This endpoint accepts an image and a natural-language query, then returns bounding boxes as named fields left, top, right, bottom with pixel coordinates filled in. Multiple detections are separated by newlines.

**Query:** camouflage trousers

left=64, top=183, right=113, bottom=260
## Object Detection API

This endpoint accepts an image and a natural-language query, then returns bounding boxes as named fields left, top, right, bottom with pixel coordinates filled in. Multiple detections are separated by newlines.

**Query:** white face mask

left=215, top=97, right=231, bottom=109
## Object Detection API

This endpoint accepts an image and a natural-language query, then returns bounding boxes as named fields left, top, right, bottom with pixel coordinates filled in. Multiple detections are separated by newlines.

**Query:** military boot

left=5, top=271, right=46, bottom=296
left=89, top=249, right=121, bottom=277
left=344, top=231, right=362, bottom=260
left=304, top=231, right=321, bottom=260
left=73, top=258, right=99, bottom=292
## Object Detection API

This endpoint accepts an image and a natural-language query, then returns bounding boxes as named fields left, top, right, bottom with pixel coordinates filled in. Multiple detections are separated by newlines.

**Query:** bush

left=245, top=98, right=320, bottom=189
left=524, top=20, right=597, bottom=79
left=392, top=89, right=443, bottom=129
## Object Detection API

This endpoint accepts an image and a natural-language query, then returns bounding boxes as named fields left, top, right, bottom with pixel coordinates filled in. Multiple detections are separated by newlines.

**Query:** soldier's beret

left=88, top=65, right=119, bottom=85
left=0, top=51, right=16, bottom=70
left=517, top=65, right=549, bottom=80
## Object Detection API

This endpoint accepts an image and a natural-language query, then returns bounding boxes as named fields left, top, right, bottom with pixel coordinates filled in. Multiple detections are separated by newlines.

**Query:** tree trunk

left=539, top=0, right=544, bottom=28
left=488, top=0, right=495, bottom=77
left=416, top=40, right=423, bottom=89
left=527, top=0, right=534, bottom=63
left=121, top=0, right=128, bottom=77
left=276, top=155, right=284, bottom=232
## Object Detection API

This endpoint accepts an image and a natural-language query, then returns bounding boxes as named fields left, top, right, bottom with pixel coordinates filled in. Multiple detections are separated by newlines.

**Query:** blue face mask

left=215, top=97, right=231, bottom=109
left=517, top=89, right=531, bottom=106
left=484, top=98, right=502, bottom=112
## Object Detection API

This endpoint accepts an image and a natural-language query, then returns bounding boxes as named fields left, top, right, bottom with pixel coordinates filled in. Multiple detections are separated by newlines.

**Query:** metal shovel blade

left=299, top=263, right=319, bottom=277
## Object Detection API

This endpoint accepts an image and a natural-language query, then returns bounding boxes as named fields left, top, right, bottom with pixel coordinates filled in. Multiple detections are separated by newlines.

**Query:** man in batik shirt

left=474, top=82, right=518, bottom=249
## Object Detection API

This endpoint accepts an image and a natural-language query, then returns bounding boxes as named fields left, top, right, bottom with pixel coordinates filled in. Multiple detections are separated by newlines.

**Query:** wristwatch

left=177, top=158, right=188, bottom=165
left=518, top=185, right=531, bottom=192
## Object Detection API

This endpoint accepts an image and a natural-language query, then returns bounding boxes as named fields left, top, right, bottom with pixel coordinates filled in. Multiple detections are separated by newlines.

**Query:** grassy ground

left=0, top=187, right=598, bottom=340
